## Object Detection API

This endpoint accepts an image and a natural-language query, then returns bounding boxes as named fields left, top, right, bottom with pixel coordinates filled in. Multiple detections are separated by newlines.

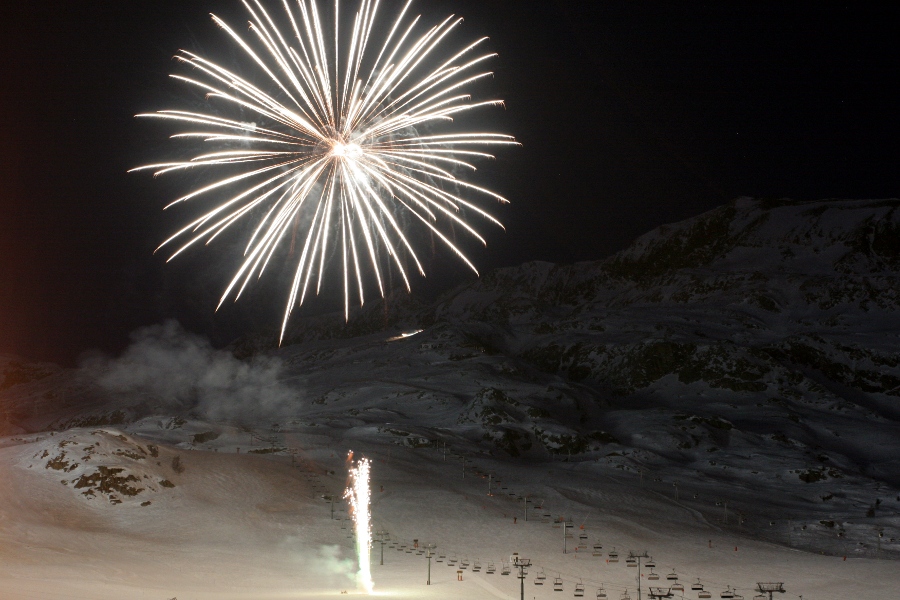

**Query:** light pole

left=375, top=530, right=389, bottom=565
left=512, top=554, right=531, bottom=600
left=425, top=543, right=437, bottom=585
left=628, top=551, right=649, bottom=600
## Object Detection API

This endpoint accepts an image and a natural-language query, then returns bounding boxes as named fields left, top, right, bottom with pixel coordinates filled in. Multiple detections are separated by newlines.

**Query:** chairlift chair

left=648, top=571, right=660, bottom=581
left=720, top=586, right=735, bottom=599
left=460, top=558, right=470, bottom=569
left=698, top=592, right=712, bottom=599
left=596, top=586, right=608, bottom=599
left=620, top=589, right=631, bottom=600
left=473, top=560, right=481, bottom=572
left=592, top=542, right=603, bottom=556
left=754, top=595, right=766, bottom=600
left=553, top=576, right=564, bottom=592
left=692, top=580, right=703, bottom=591
left=645, top=557, right=656, bottom=569
left=579, top=532, right=589, bottom=542
left=448, top=555, right=458, bottom=566
left=608, top=549, right=619, bottom=562
left=436, top=554, right=445, bottom=563
left=405, top=547, right=413, bottom=554
left=535, top=569, right=547, bottom=585
left=626, top=557, right=637, bottom=567
left=416, top=549, right=425, bottom=555
left=501, top=562, right=511, bottom=575
left=666, top=570, right=678, bottom=581
left=732, top=595, right=743, bottom=600
left=486, top=562, right=496, bottom=574
left=671, top=582, right=684, bottom=592
left=575, top=581, right=586, bottom=597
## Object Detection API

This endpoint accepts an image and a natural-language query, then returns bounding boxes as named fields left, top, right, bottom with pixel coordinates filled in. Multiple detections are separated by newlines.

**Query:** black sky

left=0, top=1, right=897, bottom=364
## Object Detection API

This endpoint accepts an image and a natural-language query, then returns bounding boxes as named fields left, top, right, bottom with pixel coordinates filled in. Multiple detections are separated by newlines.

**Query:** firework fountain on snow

left=345, top=452, right=373, bottom=594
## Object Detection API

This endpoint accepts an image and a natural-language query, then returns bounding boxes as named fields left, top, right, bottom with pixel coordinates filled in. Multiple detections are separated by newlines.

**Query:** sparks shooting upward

left=132, top=0, right=517, bottom=341
left=345, top=453, right=373, bottom=594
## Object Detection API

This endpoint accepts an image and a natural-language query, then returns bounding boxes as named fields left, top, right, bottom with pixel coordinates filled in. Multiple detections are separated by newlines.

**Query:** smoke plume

left=83, top=320, right=299, bottom=422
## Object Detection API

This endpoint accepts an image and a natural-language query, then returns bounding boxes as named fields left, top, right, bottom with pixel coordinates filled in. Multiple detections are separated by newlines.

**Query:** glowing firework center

left=345, top=454, right=374, bottom=594
left=329, top=140, right=363, bottom=160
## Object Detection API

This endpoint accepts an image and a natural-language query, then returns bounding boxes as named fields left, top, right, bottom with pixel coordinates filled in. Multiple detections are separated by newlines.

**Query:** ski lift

left=645, top=557, right=656, bottom=569
left=666, top=570, right=678, bottom=581
left=535, top=569, right=547, bottom=585
left=608, top=548, right=619, bottom=562
left=648, top=571, right=660, bottom=581
left=501, top=562, right=511, bottom=576
left=486, top=562, right=496, bottom=574
left=671, top=582, right=684, bottom=592
left=460, top=558, right=470, bottom=569
left=575, top=580, right=586, bottom=597
left=579, top=532, right=589, bottom=543
left=699, top=592, right=712, bottom=599
left=553, top=576, right=564, bottom=592
left=626, top=557, right=637, bottom=567
left=473, top=560, right=481, bottom=572
left=596, top=586, right=608, bottom=599
left=692, top=580, right=703, bottom=591
left=720, top=586, right=735, bottom=598
left=592, top=542, right=603, bottom=556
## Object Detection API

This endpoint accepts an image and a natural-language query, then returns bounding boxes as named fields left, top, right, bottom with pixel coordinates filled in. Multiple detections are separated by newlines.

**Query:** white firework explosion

left=132, top=0, right=517, bottom=341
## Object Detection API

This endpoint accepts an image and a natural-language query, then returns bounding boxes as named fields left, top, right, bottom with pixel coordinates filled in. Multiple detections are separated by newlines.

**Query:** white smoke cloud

left=83, top=320, right=299, bottom=422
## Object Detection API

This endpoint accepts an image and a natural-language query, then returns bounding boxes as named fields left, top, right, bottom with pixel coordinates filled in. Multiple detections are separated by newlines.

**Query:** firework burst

left=132, top=0, right=517, bottom=341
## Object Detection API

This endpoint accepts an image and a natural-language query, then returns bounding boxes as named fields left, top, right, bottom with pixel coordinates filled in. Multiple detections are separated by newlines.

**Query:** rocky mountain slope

left=2, top=197, right=898, bottom=556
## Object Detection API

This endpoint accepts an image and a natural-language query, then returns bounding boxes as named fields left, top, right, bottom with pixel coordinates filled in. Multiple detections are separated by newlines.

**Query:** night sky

left=1, top=1, right=897, bottom=365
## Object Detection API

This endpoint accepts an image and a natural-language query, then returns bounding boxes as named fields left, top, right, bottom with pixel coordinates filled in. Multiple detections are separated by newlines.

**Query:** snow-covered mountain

left=2, top=197, right=898, bottom=568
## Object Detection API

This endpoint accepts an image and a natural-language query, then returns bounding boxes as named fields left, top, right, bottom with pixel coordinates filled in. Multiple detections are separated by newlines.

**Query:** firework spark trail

left=345, top=453, right=373, bottom=594
left=132, top=0, right=517, bottom=341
